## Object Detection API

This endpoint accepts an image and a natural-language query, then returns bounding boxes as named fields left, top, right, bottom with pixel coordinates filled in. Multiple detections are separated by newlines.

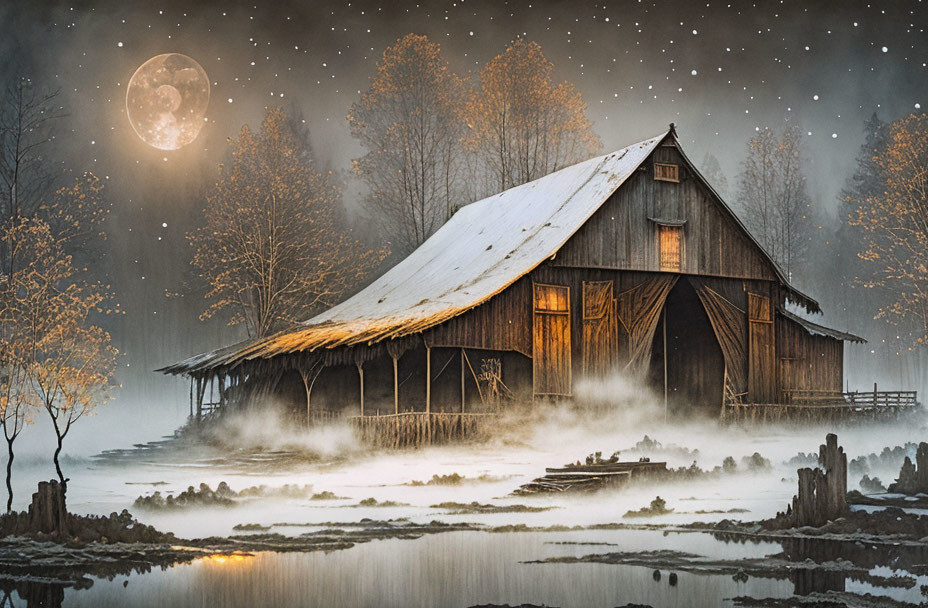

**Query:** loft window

left=658, top=224, right=683, bottom=272
left=654, top=162, right=679, bottom=183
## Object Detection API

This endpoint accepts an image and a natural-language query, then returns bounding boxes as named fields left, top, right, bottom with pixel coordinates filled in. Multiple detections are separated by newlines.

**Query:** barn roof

left=160, top=129, right=821, bottom=376
left=779, top=308, right=866, bottom=343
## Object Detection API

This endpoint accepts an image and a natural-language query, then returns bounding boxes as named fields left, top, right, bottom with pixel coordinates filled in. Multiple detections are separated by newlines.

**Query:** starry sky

left=2, top=0, right=926, bottom=447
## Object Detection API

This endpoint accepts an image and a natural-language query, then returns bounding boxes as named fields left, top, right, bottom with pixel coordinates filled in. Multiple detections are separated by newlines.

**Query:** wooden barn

left=162, top=126, right=890, bottom=441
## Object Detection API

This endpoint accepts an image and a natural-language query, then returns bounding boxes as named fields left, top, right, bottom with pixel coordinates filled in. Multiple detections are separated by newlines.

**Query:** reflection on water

left=7, top=417, right=928, bottom=607
left=0, top=530, right=911, bottom=608
left=0, top=529, right=839, bottom=608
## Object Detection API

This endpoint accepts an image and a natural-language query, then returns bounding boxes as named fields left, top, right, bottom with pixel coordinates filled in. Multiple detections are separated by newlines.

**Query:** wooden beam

left=425, top=346, right=431, bottom=415
left=460, top=349, right=465, bottom=414
left=392, top=355, right=399, bottom=415
left=195, top=376, right=203, bottom=425
left=358, top=362, right=365, bottom=417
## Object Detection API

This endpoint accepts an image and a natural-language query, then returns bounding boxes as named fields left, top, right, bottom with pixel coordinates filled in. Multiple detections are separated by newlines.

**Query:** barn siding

left=552, top=145, right=777, bottom=282
left=426, top=277, right=532, bottom=355
left=776, top=315, right=844, bottom=400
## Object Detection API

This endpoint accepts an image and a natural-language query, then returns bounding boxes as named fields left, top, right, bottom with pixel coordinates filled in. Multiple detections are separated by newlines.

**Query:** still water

left=6, top=415, right=928, bottom=607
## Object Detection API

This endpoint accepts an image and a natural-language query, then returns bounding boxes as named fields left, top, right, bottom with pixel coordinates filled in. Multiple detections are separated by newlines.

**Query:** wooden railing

left=723, top=389, right=920, bottom=424
left=781, top=389, right=919, bottom=409
left=348, top=412, right=498, bottom=448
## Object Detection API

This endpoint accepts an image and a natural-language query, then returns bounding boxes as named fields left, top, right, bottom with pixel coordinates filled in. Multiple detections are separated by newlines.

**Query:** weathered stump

left=27, top=480, right=69, bottom=537
left=889, top=441, right=928, bottom=494
left=780, top=433, right=847, bottom=528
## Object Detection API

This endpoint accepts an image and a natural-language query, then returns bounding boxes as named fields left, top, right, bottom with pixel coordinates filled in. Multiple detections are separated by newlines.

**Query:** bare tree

left=736, top=125, right=816, bottom=280
left=700, top=152, right=730, bottom=199
left=0, top=79, right=63, bottom=226
left=850, top=113, right=928, bottom=344
left=348, top=34, right=466, bottom=253
left=190, top=107, right=387, bottom=338
left=465, top=40, right=602, bottom=194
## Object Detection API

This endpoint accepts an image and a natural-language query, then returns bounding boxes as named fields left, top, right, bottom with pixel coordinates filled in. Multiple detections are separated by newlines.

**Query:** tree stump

left=888, top=442, right=928, bottom=494
left=781, top=433, right=847, bottom=527
left=27, top=480, right=69, bottom=537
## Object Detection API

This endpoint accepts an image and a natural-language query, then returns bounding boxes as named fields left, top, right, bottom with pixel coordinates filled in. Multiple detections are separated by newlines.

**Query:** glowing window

left=659, top=225, right=683, bottom=272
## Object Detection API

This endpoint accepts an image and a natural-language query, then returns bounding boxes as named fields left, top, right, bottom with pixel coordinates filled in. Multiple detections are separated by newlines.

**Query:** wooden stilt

left=299, top=362, right=323, bottom=425
left=358, top=362, right=365, bottom=417
left=195, top=376, right=204, bottom=424
left=426, top=346, right=432, bottom=415
left=426, top=346, right=432, bottom=444
left=392, top=355, right=399, bottom=415
left=460, top=349, right=466, bottom=414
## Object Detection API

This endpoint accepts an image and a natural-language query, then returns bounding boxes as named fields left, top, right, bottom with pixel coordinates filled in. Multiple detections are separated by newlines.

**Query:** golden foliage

left=850, top=113, right=928, bottom=343
left=191, top=107, right=388, bottom=338
left=0, top=212, right=118, bottom=485
left=464, top=39, right=602, bottom=192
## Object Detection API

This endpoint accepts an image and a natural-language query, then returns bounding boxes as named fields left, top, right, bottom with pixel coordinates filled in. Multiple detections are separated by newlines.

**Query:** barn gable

left=554, top=133, right=785, bottom=285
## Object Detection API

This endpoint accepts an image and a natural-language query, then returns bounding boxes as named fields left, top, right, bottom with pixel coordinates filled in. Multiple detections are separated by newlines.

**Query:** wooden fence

left=723, top=389, right=920, bottom=424
left=348, top=412, right=498, bottom=449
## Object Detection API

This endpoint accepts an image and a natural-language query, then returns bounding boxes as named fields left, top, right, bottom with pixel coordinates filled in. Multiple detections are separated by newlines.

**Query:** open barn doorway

left=648, top=278, right=725, bottom=416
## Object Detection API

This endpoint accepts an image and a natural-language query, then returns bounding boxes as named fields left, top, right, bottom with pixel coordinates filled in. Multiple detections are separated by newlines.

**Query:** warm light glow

left=202, top=552, right=252, bottom=566
left=126, top=53, right=210, bottom=150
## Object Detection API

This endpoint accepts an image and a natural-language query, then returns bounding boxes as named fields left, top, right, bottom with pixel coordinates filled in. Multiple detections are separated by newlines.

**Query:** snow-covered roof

left=160, top=128, right=823, bottom=376
left=162, top=133, right=665, bottom=374
left=779, top=308, right=866, bottom=343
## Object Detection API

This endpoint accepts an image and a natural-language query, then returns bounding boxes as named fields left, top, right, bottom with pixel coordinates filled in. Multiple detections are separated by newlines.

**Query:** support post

left=426, top=346, right=432, bottom=415
left=460, top=349, right=466, bottom=414
left=392, top=355, right=399, bottom=415
left=195, top=376, right=203, bottom=424
left=426, top=345, right=432, bottom=445
left=662, top=308, right=668, bottom=424
left=357, top=362, right=365, bottom=417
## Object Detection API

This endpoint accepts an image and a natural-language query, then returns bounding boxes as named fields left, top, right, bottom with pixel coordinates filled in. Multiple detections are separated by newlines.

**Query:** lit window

left=659, top=225, right=683, bottom=272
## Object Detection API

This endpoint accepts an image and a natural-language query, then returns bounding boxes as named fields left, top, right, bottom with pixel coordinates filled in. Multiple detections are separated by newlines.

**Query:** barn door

left=747, top=292, right=775, bottom=403
left=533, top=283, right=572, bottom=397
left=582, top=281, right=616, bottom=377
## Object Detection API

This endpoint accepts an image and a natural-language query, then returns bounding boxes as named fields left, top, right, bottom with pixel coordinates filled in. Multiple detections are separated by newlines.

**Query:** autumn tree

left=465, top=39, right=602, bottom=195
left=190, top=107, right=387, bottom=338
left=736, top=125, right=816, bottom=280
left=0, top=213, right=116, bottom=498
left=349, top=34, right=466, bottom=253
left=0, top=219, right=42, bottom=511
left=0, top=77, right=111, bottom=507
left=850, top=113, right=928, bottom=344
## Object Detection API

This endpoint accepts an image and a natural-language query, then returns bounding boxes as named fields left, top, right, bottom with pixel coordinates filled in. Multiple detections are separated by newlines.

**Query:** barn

left=161, top=126, right=874, bottom=439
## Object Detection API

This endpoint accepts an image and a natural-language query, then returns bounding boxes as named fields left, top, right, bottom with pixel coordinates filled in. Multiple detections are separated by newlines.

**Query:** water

left=5, top=413, right=928, bottom=607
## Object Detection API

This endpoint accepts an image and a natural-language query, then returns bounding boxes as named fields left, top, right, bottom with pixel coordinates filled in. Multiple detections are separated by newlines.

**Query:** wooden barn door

left=582, top=281, right=616, bottom=377
left=747, top=292, right=775, bottom=403
left=533, top=283, right=572, bottom=397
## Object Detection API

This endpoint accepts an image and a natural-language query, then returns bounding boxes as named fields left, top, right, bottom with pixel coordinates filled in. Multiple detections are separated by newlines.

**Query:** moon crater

left=127, top=54, right=210, bottom=150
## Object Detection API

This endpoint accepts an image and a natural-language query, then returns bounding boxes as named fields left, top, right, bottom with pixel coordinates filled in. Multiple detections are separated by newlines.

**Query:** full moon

left=126, top=53, right=210, bottom=150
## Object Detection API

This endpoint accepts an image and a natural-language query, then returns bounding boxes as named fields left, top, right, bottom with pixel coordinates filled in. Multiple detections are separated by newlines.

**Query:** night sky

left=2, top=0, right=926, bottom=448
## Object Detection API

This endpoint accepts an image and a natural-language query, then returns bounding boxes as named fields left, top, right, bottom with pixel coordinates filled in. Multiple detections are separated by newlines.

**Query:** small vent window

left=658, top=225, right=683, bottom=272
left=654, top=162, right=680, bottom=183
